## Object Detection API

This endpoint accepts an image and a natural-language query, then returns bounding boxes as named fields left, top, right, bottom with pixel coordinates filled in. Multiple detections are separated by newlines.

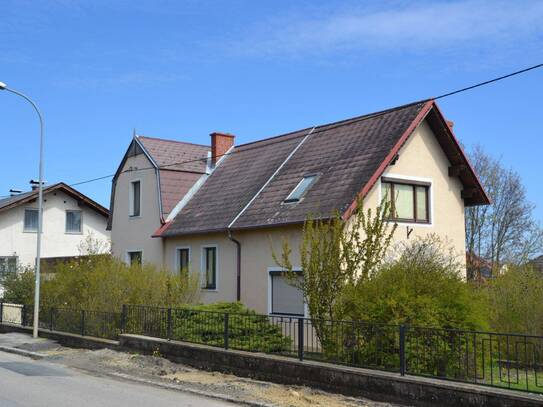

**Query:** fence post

left=21, top=305, right=26, bottom=327
left=298, top=318, right=304, bottom=361
left=224, top=313, right=229, bottom=350
left=49, top=308, right=54, bottom=331
left=81, top=310, right=86, bottom=336
left=121, top=304, right=127, bottom=334
left=0, top=300, right=3, bottom=324
left=167, top=307, right=172, bottom=340
left=399, top=325, right=406, bottom=376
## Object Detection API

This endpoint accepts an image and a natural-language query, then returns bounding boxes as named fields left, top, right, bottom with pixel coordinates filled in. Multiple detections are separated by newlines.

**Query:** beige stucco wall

left=162, top=118, right=468, bottom=314
left=0, top=190, right=110, bottom=267
left=110, top=153, right=164, bottom=265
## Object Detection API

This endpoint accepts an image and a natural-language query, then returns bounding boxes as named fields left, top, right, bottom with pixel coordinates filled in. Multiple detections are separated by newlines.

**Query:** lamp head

left=0, top=82, right=6, bottom=90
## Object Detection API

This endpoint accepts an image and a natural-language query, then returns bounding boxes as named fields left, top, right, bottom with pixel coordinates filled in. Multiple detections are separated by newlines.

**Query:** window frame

left=126, top=250, right=143, bottom=266
left=23, top=208, right=40, bottom=233
left=381, top=177, right=431, bottom=225
left=284, top=174, right=319, bottom=203
left=129, top=179, right=142, bottom=218
left=201, top=245, right=218, bottom=291
left=267, top=267, right=306, bottom=317
left=65, top=209, right=83, bottom=234
left=176, top=246, right=191, bottom=278
left=0, top=256, right=18, bottom=279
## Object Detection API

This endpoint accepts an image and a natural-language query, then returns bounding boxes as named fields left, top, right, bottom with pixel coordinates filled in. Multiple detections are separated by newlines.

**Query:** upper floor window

left=23, top=208, right=39, bottom=232
left=66, top=210, right=82, bottom=233
left=202, top=246, right=217, bottom=290
left=382, top=180, right=430, bottom=223
left=129, top=180, right=141, bottom=217
left=0, top=256, right=17, bottom=279
left=284, top=175, right=318, bottom=203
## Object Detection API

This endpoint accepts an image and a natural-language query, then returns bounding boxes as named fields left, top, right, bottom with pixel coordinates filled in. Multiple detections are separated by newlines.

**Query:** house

left=466, top=252, right=494, bottom=280
left=108, top=99, right=489, bottom=315
left=0, top=182, right=110, bottom=285
left=529, top=255, right=543, bottom=273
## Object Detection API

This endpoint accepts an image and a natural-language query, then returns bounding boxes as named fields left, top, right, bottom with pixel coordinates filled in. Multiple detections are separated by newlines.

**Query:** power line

left=6, top=62, right=543, bottom=192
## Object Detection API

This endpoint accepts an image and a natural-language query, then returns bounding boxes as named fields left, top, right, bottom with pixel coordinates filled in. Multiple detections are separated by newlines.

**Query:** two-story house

left=108, top=100, right=489, bottom=315
left=0, top=182, right=110, bottom=285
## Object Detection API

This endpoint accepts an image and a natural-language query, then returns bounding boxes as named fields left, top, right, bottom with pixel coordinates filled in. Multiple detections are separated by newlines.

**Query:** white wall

left=0, top=189, right=110, bottom=267
left=110, top=153, right=164, bottom=265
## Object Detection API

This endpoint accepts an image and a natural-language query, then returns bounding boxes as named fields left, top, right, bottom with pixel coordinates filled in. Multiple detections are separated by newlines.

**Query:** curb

left=105, top=372, right=277, bottom=407
left=0, top=345, right=46, bottom=360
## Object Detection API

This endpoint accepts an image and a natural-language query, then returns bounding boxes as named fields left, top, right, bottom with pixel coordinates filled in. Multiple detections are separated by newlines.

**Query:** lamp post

left=0, top=81, right=44, bottom=339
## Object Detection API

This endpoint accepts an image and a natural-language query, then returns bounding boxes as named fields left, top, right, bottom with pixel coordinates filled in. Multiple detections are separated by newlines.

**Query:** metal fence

left=2, top=302, right=542, bottom=394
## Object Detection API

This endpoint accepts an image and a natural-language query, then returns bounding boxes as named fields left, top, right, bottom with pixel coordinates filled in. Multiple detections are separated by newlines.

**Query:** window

left=0, top=257, right=17, bottom=279
left=65, top=210, right=82, bottom=233
left=284, top=175, right=318, bottom=203
left=177, top=248, right=190, bottom=278
left=202, top=247, right=217, bottom=290
left=270, top=270, right=304, bottom=316
left=382, top=180, right=430, bottom=223
left=130, top=180, right=141, bottom=217
left=127, top=251, right=142, bottom=266
left=23, top=208, right=39, bottom=232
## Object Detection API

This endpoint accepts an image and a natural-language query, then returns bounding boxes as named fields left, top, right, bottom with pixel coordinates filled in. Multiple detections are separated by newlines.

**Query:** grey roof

left=160, top=100, right=489, bottom=237
left=0, top=191, right=35, bottom=210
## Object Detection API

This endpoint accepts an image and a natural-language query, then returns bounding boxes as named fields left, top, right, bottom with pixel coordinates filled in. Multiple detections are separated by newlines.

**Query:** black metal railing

left=3, top=302, right=542, bottom=394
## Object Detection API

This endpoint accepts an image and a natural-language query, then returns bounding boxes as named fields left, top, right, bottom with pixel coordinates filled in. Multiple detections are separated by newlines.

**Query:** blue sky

left=1, top=0, right=542, bottom=220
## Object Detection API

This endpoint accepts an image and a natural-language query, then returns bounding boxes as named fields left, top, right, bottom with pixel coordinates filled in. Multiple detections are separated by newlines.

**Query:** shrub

left=486, top=264, right=543, bottom=335
left=340, top=235, right=487, bottom=331
left=1, top=267, right=35, bottom=304
left=2, top=254, right=200, bottom=311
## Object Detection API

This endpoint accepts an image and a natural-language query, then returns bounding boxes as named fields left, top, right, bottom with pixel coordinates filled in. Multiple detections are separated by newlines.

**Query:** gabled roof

left=159, top=100, right=489, bottom=237
left=0, top=182, right=109, bottom=218
left=107, top=135, right=210, bottom=229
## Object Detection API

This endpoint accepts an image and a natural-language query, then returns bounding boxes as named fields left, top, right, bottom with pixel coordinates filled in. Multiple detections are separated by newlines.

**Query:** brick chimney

left=210, top=132, right=235, bottom=166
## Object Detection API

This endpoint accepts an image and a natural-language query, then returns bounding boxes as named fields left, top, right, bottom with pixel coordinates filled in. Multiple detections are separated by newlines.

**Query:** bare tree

left=466, top=145, right=543, bottom=267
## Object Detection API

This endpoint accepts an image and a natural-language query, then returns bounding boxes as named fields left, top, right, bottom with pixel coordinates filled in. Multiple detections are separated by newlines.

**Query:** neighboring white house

left=109, top=100, right=489, bottom=315
left=0, top=182, right=110, bottom=289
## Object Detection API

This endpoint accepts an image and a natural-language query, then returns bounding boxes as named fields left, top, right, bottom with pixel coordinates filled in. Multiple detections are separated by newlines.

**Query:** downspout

left=227, top=229, right=241, bottom=302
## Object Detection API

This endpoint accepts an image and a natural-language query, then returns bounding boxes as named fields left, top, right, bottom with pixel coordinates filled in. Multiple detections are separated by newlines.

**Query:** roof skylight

left=284, top=175, right=318, bottom=203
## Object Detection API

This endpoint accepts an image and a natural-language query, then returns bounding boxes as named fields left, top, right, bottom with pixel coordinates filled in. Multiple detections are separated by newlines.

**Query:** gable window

left=382, top=180, right=430, bottom=223
left=129, top=180, right=141, bottom=217
left=284, top=175, right=318, bottom=203
left=127, top=251, right=142, bottom=266
left=270, top=270, right=304, bottom=316
left=0, top=257, right=17, bottom=279
left=202, top=246, right=217, bottom=290
left=66, top=210, right=82, bottom=233
left=177, top=248, right=190, bottom=278
left=23, top=208, right=39, bottom=232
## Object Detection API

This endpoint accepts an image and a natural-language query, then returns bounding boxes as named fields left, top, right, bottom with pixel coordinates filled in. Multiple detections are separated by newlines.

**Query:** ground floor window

left=177, top=248, right=190, bottom=278
left=202, top=246, right=217, bottom=290
left=270, top=270, right=304, bottom=316
left=0, top=256, right=18, bottom=279
left=127, top=251, right=142, bottom=266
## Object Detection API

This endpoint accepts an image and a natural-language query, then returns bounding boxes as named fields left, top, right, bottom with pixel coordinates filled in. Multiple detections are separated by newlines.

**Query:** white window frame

left=175, top=246, right=191, bottom=276
left=23, top=207, right=40, bottom=233
left=200, top=245, right=218, bottom=291
left=267, top=266, right=308, bottom=317
left=379, top=173, right=434, bottom=228
left=65, top=209, right=83, bottom=234
left=126, top=249, right=143, bottom=266
left=129, top=179, right=142, bottom=218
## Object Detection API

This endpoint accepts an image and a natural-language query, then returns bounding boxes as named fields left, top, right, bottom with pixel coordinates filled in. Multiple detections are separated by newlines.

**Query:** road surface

left=0, top=350, right=234, bottom=407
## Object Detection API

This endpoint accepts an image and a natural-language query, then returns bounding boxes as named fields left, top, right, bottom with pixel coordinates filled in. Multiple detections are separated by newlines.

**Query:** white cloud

left=230, top=1, right=543, bottom=57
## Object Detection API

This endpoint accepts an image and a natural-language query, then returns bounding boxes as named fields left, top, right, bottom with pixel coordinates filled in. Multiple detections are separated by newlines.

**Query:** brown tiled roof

left=160, top=100, right=489, bottom=236
left=137, top=136, right=209, bottom=173
left=0, top=183, right=109, bottom=217
left=159, top=170, right=203, bottom=216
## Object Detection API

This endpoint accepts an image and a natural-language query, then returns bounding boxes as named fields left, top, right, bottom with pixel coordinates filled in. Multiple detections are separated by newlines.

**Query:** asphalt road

left=0, top=351, right=234, bottom=407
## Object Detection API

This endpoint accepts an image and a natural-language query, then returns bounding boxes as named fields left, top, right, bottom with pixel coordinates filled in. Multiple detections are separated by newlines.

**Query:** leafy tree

left=273, top=200, right=396, bottom=352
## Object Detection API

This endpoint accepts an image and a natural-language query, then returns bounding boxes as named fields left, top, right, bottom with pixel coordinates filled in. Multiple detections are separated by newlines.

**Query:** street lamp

left=0, top=81, right=44, bottom=339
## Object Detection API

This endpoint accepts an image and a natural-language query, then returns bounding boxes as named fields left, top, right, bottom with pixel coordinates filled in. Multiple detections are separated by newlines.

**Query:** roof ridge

left=137, top=135, right=210, bottom=148
left=235, top=99, right=430, bottom=150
